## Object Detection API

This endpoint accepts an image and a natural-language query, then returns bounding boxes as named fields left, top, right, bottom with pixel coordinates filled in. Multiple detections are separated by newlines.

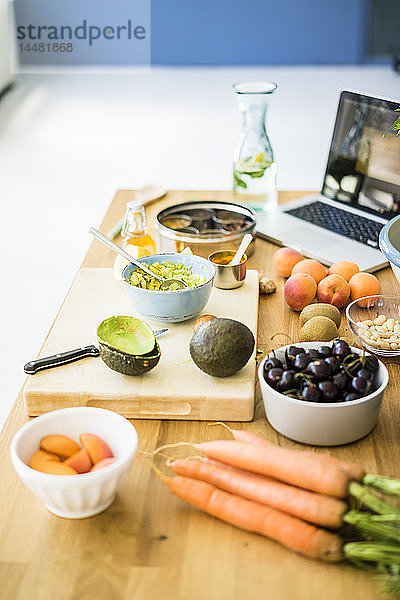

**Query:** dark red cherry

left=301, top=384, right=321, bottom=402
left=278, top=370, right=298, bottom=392
left=332, top=339, right=351, bottom=360
left=317, top=346, right=332, bottom=358
left=306, top=360, right=331, bottom=382
left=293, top=353, right=311, bottom=372
left=350, top=376, right=369, bottom=396
left=325, top=356, right=341, bottom=375
left=285, top=346, right=305, bottom=368
left=263, top=357, right=283, bottom=375
left=318, top=381, right=339, bottom=402
left=264, top=368, right=283, bottom=389
left=364, top=355, right=379, bottom=374
left=332, top=371, right=349, bottom=390
left=305, top=349, right=320, bottom=361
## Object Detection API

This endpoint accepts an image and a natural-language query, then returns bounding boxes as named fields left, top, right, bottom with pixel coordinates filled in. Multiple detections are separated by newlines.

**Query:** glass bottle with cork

left=121, top=200, right=156, bottom=255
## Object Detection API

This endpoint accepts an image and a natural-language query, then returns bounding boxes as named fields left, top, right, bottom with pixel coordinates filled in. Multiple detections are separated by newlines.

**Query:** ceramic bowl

left=123, top=253, right=215, bottom=323
left=346, top=295, right=400, bottom=357
left=10, top=407, right=138, bottom=519
left=379, top=215, right=400, bottom=284
left=258, top=341, right=388, bottom=446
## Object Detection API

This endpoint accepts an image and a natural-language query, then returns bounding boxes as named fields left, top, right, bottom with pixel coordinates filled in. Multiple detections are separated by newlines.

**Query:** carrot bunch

left=155, top=427, right=400, bottom=595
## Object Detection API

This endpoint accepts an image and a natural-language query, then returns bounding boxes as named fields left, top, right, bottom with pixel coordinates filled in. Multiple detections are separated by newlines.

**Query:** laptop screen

left=322, top=91, right=400, bottom=220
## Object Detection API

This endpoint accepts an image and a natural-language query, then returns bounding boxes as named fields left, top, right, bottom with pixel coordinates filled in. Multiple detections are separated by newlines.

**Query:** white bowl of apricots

left=10, top=407, right=138, bottom=518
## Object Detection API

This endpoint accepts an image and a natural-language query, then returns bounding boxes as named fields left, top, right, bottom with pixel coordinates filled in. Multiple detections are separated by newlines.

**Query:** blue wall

left=14, top=0, right=371, bottom=66
left=151, top=0, right=367, bottom=65
left=14, top=0, right=150, bottom=66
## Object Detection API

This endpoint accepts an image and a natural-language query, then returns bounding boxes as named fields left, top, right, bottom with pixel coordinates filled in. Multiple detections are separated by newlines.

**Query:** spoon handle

left=89, top=227, right=159, bottom=281
left=230, top=233, right=253, bottom=266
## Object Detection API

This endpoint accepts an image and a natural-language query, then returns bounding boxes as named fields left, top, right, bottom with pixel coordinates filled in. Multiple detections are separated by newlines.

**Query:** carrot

left=171, top=458, right=347, bottom=528
left=195, top=440, right=352, bottom=498
left=227, top=428, right=365, bottom=482
left=165, top=474, right=344, bottom=562
left=196, top=459, right=391, bottom=519
left=228, top=429, right=272, bottom=446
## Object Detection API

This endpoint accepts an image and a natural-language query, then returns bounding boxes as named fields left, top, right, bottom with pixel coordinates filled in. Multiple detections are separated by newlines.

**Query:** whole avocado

left=189, top=318, right=255, bottom=377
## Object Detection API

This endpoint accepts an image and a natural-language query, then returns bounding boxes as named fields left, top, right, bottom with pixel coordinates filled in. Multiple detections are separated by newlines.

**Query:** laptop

left=256, top=90, right=400, bottom=272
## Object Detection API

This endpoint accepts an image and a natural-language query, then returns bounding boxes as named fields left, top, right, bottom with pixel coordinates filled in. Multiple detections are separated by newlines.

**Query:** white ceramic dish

left=10, top=407, right=138, bottom=519
left=258, top=341, right=388, bottom=446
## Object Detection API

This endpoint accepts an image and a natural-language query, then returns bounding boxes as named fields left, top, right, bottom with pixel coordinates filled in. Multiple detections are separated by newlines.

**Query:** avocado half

left=97, top=316, right=160, bottom=376
left=189, top=318, right=255, bottom=377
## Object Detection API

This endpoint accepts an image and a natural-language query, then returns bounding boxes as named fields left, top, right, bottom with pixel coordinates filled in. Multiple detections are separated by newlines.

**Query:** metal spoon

left=228, top=233, right=253, bottom=266
left=89, top=227, right=188, bottom=290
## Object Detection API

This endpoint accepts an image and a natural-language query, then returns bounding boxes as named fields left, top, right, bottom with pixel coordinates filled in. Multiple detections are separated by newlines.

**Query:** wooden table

left=1, top=190, right=399, bottom=600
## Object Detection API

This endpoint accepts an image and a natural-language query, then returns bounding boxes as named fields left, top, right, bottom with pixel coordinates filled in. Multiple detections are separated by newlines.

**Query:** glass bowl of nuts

left=346, top=295, right=400, bottom=357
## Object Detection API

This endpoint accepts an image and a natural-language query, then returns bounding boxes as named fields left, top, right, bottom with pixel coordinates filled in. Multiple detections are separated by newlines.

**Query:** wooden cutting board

left=24, top=268, right=259, bottom=420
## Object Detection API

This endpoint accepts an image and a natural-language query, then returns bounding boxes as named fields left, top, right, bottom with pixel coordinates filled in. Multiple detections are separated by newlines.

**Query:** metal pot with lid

left=156, top=201, right=257, bottom=258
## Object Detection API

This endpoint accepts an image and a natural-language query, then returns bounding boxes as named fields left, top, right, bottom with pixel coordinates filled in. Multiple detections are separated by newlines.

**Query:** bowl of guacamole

left=122, top=253, right=215, bottom=323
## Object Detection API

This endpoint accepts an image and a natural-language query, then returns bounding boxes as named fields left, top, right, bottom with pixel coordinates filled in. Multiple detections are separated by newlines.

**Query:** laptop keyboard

left=286, top=201, right=384, bottom=248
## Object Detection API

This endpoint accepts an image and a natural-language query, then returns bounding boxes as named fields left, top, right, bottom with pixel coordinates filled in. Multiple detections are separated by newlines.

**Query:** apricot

left=29, top=450, right=77, bottom=475
left=328, top=261, right=359, bottom=282
left=272, top=247, right=304, bottom=277
left=283, top=273, right=317, bottom=311
left=40, top=434, right=80, bottom=458
left=64, top=448, right=93, bottom=474
left=291, top=259, right=327, bottom=284
left=90, top=458, right=116, bottom=472
left=34, top=462, right=77, bottom=476
left=80, top=433, right=113, bottom=465
left=29, top=449, right=60, bottom=469
left=349, top=272, right=381, bottom=307
left=317, top=274, right=350, bottom=308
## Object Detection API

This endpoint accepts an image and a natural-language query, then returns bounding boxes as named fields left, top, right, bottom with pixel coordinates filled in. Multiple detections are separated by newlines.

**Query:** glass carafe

left=233, top=81, right=277, bottom=211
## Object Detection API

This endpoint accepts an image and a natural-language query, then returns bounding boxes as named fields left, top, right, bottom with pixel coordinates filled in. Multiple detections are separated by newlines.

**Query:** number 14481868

left=19, top=43, right=73, bottom=52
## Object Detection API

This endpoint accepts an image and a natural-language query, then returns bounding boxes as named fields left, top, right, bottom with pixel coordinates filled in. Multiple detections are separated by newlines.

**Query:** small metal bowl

left=212, top=210, right=247, bottom=228
left=175, top=226, right=200, bottom=235
left=188, top=208, right=215, bottom=231
left=160, top=214, right=193, bottom=230
left=208, top=250, right=247, bottom=289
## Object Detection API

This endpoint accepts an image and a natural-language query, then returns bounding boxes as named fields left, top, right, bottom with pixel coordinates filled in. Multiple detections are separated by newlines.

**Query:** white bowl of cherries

left=258, top=340, right=388, bottom=446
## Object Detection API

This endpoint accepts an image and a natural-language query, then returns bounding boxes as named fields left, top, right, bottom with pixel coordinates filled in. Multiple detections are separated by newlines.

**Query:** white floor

left=0, top=65, right=399, bottom=430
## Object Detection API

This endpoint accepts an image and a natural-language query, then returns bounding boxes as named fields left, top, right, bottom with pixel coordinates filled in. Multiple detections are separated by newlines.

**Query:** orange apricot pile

left=273, top=248, right=381, bottom=311
left=28, top=433, right=115, bottom=475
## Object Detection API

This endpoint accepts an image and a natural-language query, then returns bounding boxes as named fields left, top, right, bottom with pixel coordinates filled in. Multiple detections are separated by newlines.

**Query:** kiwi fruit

left=299, top=303, right=341, bottom=328
left=299, top=316, right=338, bottom=342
